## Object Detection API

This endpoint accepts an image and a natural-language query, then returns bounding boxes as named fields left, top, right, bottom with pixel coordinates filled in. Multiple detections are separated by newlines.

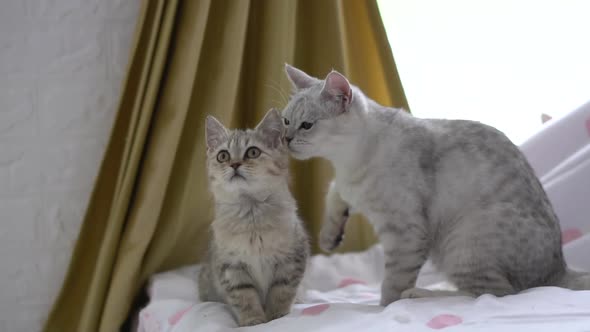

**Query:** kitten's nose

left=230, top=162, right=241, bottom=170
left=285, top=136, right=293, bottom=144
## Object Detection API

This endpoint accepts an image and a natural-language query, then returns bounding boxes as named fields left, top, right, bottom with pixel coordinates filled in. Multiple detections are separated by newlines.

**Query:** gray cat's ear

left=256, top=108, right=284, bottom=148
left=321, top=70, right=353, bottom=108
left=285, top=64, right=318, bottom=90
left=205, top=115, right=228, bottom=151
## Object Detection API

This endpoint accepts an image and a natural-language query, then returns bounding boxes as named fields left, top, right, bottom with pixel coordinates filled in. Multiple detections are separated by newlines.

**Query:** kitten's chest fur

left=217, top=226, right=290, bottom=290
left=212, top=198, right=297, bottom=296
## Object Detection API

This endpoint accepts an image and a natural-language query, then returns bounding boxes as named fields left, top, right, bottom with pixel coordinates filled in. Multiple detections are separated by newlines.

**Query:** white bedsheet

left=139, top=243, right=590, bottom=332
left=139, top=102, right=590, bottom=331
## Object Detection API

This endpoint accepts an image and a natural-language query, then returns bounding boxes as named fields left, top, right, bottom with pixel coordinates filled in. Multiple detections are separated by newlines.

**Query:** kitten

left=280, top=64, right=590, bottom=306
left=198, top=109, right=309, bottom=326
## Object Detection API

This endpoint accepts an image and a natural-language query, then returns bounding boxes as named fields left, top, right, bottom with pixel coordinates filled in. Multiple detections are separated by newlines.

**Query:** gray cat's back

left=425, top=118, right=565, bottom=290
left=428, top=118, right=554, bottom=220
left=368, top=112, right=565, bottom=291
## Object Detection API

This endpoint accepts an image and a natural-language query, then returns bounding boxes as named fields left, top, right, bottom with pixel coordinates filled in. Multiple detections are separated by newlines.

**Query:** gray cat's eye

left=300, top=122, right=313, bottom=130
left=283, top=118, right=290, bottom=126
left=245, top=147, right=261, bottom=159
left=217, top=150, right=230, bottom=163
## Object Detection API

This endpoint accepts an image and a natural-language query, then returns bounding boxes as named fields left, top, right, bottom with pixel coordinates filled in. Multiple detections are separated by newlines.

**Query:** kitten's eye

left=300, top=122, right=313, bottom=130
left=216, top=150, right=230, bottom=163
left=283, top=118, right=290, bottom=126
left=245, top=147, right=261, bottom=159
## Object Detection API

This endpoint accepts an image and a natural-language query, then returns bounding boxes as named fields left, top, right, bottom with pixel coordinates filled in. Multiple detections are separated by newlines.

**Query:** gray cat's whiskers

left=265, top=81, right=289, bottom=106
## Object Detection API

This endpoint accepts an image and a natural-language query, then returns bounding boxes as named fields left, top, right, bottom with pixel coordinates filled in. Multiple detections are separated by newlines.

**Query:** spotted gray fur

left=198, top=109, right=309, bottom=326
left=281, top=64, right=590, bottom=306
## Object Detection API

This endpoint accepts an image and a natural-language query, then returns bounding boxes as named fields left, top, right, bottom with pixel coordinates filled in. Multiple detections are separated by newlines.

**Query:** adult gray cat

left=198, top=109, right=309, bottom=326
left=280, top=64, right=590, bottom=306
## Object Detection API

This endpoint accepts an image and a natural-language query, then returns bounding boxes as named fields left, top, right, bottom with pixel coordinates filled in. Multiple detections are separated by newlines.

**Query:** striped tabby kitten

left=281, top=64, right=590, bottom=306
left=198, top=109, right=309, bottom=326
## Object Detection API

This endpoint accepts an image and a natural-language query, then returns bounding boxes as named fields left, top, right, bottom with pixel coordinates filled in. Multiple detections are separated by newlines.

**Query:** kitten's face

left=206, top=109, right=288, bottom=195
left=281, top=65, right=354, bottom=160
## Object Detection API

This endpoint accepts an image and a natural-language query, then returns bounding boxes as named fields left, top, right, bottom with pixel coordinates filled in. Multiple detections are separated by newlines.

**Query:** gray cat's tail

left=557, top=269, right=590, bottom=290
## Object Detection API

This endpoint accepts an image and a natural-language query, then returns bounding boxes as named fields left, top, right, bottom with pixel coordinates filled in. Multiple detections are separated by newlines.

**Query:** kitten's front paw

left=266, top=309, right=289, bottom=321
left=319, top=208, right=349, bottom=252
left=238, top=315, right=267, bottom=327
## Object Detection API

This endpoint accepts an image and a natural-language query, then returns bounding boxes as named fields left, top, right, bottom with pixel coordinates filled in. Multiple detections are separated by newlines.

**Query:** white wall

left=0, top=1, right=140, bottom=330
left=378, top=0, right=590, bottom=145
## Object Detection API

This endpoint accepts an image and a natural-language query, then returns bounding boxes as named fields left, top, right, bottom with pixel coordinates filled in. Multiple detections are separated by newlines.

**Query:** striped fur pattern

left=199, top=109, right=309, bottom=326
left=280, top=64, right=590, bottom=306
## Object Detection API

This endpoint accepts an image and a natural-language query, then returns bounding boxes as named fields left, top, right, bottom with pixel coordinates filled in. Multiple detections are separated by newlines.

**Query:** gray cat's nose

left=230, top=162, right=241, bottom=170
left=285, top=137, right=293, bottom=144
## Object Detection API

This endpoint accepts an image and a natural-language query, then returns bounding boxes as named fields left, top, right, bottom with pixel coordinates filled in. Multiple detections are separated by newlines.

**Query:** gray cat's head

left=205, top=109, right=289, bottom=196
left=281, top=64, right=356, bottom=160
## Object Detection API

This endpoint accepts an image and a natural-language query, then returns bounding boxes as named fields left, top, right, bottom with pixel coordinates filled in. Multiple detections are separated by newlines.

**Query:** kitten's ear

left=256, top=108, right=284, bottom=148
left=205, top=115, right=228, bottom=151
left=321, top=70, right=353, bottom=107
left=285, top=64, right=318, bottom=90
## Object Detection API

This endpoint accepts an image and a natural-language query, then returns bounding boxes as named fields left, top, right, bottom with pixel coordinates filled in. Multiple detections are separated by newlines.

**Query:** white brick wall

left=0, top=1, right=140, bottom=331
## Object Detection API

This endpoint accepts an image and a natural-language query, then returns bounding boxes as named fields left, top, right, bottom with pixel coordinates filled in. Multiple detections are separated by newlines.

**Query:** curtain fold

left=44, top=1, right=409, bottom=331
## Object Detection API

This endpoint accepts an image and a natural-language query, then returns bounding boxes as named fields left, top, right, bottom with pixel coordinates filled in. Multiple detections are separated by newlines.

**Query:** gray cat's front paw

left=319, top=228, right=344, bottom=252
left=379, top=288, right=401, bottom=306
left=319, top=208, right=349, bottom=252
left=400, top=287, right=434, bottom=299
left=238, top=315, right=267, bottom=327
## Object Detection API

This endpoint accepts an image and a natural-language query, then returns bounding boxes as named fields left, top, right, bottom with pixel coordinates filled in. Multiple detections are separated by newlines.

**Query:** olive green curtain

left=44, top=0, right=408, bottom=331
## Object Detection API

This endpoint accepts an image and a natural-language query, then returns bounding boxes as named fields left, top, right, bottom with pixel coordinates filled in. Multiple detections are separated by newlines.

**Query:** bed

left=138, top=101, right=590, bottom=331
